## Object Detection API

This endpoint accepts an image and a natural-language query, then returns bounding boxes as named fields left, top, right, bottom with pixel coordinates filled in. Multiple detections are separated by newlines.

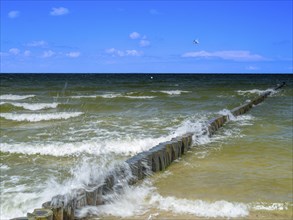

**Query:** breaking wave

left=159, top=90, right=191, bottom=95
left=0, top=102, right=58, bottom=111
left=237, top=89, right=276, bottom=96
left=0, top=94, right=36, bottom=100
left=0, top=112, right=83, bottom=122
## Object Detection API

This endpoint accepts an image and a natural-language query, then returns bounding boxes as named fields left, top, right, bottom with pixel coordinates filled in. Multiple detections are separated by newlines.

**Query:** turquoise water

left=0, top=74, right=292, bottom=219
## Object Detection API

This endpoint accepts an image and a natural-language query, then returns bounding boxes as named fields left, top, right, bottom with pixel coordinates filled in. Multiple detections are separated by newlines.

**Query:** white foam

left=172, top=117, right=211, bottom=145
left=0, top=164, right=10, bottom=170
left=76, top=183, right=250, bottom=219
left=0, top=115, right=210, bottom=157
left=99, top=93, right=122, bottom=98
left=0, top=102, right=58, bottom=110
left=0, top=94, right=35, bottom=100
left=250, top=202, right=289, bottom=211
left=123, top=95, right=155, bottom=99
left=237, top=89, right=276, bottom=96
left=71, top=93, right=155, bottom=99
left=0, top=112, right=83, bottom=122
left=0, top=158, right=122, bottom=219
left=159, top=90, right=190, bottom=95
left=70, top=95, right=98, bottom=99
left=0, top=135, right=170, bottom=157
left=149, top=193, right=249, bottom=218
left=76, top=183, right=152, bottom=218
left=218, top=109, right=236, bottom=121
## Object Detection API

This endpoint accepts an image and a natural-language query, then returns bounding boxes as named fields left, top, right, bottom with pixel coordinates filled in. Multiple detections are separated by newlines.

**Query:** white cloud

left=106, top=48, right=143, bottom=57
left=139, top=39, right=150, bottom=47
left=50, top=7, right=69, bottom=16
left=24, top=50, right=31, bottom=57
left=182, top=50, right=266, bottom=61
left=129, top=32, right=141, bottom=39
left=9, top=48, right=20, bottom=55
left=27, top=40, right=47, bottom=47
left=126, top=50, right=143, bottom=56
left=66, top=52, right=80, bottom=58
left=42, top=50, right=55, bottom=58
left=8, top=10, right=20, bottom=18
left=106, top=48, right=125, bottom=57
left=246, top=65, right=259, bottom=70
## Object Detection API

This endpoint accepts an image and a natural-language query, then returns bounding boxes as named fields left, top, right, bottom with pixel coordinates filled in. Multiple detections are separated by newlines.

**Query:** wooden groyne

left=12, top=82, right=286, bottom=220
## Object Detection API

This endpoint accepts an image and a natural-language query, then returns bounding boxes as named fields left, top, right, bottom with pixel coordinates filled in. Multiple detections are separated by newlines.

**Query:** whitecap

left=0, top=94, right=36, bottom=101
left=159, top=90, right=190, bottom=96
left=70, top=95, right=98, bottom=99
left=123, top=95, right=155, bottom=99
left=237, top=89, right=276, bottom=96
left=0, top=135, right=170, bottom=157
left=218, top=109, right=236, bottom=121
left=0, top=112, right=83, bottom=122
left=0, top=102, right=58, bottom=111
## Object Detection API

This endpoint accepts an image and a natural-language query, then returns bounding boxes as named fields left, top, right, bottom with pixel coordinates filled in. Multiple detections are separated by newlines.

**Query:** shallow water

left=0, top=74, right=292, bottom=219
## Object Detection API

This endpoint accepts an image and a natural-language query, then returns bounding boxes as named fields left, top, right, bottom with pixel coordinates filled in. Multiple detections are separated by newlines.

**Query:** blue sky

left=1, top=0, right=292, bottom=73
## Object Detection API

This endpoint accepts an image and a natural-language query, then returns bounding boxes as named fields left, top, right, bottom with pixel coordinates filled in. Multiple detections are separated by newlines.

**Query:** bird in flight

left=193, top=39, right=199, bottom=45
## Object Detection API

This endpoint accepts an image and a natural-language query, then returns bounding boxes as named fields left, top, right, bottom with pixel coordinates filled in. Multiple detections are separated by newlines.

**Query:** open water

left=0, top=74, right=292, bottom=219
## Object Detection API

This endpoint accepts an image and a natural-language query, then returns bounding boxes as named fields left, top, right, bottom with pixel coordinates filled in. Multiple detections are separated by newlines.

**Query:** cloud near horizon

left=42, top=50, right=55, bottom=58
left=182, top=50, right=266, bottom=62
left=50, top=7, right=69, bottom=16
left=106, top=48, right=143, bottom=57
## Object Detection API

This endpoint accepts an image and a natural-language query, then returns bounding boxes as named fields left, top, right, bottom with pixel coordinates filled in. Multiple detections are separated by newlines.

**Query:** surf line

left=13, top=82, right=286, bottom=220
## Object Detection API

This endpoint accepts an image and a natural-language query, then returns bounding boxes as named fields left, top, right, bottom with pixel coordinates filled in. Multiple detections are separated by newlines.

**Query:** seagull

left=193, top=39, right=199, bottom=44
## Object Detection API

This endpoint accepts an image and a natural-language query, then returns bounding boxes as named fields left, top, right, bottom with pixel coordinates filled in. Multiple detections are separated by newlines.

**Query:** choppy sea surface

left=0, top=74, right=292, bottom=219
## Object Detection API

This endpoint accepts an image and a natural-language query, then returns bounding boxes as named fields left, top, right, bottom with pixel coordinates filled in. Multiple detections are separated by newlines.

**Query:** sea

left=0, top=74, right=292, bottom=219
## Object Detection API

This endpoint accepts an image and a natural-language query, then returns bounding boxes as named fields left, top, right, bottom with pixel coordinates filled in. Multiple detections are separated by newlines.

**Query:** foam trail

left=0, top=112, right=83, bottom=122
left=0, top=94, right=35, bottom=100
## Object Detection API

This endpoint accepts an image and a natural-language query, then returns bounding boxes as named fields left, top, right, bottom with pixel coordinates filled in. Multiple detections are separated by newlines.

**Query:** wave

left=0, top=112, right=83, bottom=122
left=70, top=90, right=191, bottom=99
left=0, top=94, right=35, bottom=100
left=237, top=89, right=276, bottom=96
left=150, top=193, right=249, bottom=218
left=0, top=136, right=170, bottom=157
left=0, top=111, right=255, bottom=157
left=122, top=95, right=155, bottom=99
left=159, top=90, right=191, bottom=95
left=75, top=179, right=249, bottom=218
left=71, top=93, right=155, bottom=99
left=0, top=102, right=58, bottom=111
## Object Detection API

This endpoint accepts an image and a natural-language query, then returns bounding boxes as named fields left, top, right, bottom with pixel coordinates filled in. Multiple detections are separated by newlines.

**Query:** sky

left=0, top=0, right=292, bottom=73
